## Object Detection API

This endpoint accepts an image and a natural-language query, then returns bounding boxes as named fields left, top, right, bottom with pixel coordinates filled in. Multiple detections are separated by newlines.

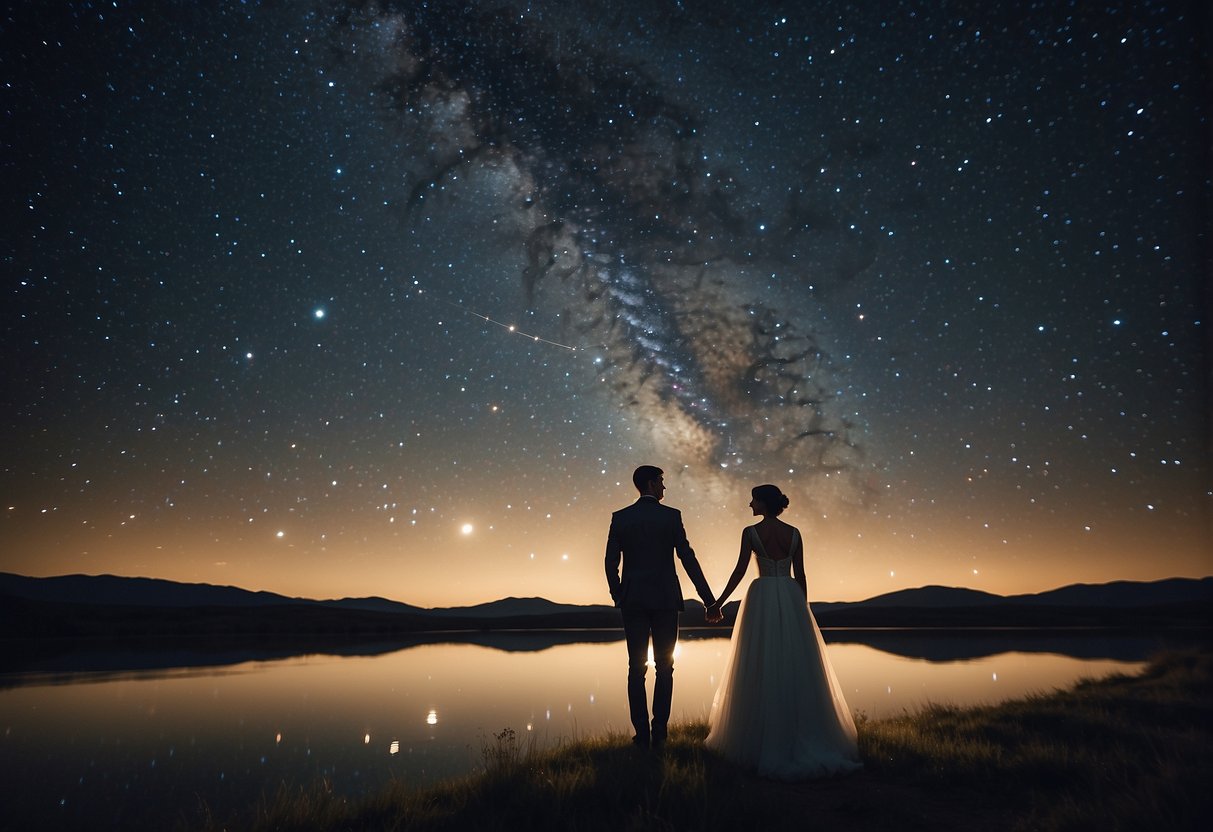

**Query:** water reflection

left=645, top=641, right=683, bottom=666
left=4, top=626, right=1201, bottom=684
left=0, top=631, right=1201, bottom=831
left=819, top=628, right=1198, bottom=663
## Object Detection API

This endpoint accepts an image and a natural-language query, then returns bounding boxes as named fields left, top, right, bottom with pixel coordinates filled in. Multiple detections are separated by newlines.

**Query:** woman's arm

left=710, top=529, right=752, bottom=610
left=791, top=527, right=807, bottom=599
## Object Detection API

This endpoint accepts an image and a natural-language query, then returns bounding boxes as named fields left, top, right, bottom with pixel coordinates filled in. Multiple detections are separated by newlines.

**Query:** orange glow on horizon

left=4, top=482, right=1207, bottom=608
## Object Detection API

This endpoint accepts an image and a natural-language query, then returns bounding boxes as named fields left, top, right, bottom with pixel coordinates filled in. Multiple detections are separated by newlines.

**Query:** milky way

left=331, top=0, right=874, bottom=502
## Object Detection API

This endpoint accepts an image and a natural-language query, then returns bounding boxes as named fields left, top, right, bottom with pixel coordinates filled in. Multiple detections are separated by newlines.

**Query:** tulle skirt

left=705, top=577, right=862, bottom=779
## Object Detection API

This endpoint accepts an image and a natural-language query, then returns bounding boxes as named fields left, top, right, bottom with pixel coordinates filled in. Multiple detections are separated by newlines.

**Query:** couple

left=604, top=465, right=862, bottom=779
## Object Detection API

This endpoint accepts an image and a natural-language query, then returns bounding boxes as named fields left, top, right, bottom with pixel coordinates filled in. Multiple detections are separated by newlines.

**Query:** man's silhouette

left=605, top=465, right=716, bottom=748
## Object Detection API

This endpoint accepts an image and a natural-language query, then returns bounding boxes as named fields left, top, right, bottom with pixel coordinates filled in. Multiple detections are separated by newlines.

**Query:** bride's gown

left=705, top=526, right=862, bottom=779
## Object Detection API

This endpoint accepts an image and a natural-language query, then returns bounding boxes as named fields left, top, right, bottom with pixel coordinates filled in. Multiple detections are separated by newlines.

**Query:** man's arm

left=605, top=514, right=624, bottom=605
left=672, top=510, right=715, bottom=607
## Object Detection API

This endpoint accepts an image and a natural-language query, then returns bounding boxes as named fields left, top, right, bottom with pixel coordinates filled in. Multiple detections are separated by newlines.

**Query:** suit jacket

left=605, top=496, right=715, bottom=611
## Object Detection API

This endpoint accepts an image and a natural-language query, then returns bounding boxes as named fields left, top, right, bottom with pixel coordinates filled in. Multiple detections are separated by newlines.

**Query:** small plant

left=481, top=727, right=525, bottom=773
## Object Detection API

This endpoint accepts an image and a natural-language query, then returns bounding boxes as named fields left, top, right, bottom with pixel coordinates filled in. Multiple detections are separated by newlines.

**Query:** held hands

left=705, top=603, right=724, bottom=624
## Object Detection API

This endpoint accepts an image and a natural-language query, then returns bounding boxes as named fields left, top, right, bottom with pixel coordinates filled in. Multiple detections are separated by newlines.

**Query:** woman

left=704, top=484, right=862, bottom=779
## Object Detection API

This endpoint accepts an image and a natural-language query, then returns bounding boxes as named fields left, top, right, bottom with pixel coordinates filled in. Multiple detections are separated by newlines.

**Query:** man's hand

left=705, top=603, right=724, bottom=624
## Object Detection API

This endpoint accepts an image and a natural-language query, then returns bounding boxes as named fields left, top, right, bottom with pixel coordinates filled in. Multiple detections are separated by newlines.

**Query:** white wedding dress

left=705, top=526, right=862, bottom=779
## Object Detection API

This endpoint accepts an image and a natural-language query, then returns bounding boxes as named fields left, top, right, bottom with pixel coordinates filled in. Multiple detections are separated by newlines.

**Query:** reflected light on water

left=426, top=709, right=438, bottom=726
left=645, top=641, right=683, bottom=666
left=389, top=740, right=400, bottom=755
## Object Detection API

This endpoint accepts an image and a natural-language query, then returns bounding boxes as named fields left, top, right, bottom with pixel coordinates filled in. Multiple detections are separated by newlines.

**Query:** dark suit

left=605, top=495, right=714, bottom=745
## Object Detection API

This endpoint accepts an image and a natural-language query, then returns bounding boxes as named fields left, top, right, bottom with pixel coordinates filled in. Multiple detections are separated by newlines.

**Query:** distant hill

left=320, top=596, right=431, bottom=615
left=0, top=572, right=313, bottom=609
left=835, top=585, right=1006, bottom=609
left=1003, top=578, right=1213, bottom=608
left=429, top=597, right=616, bottom=618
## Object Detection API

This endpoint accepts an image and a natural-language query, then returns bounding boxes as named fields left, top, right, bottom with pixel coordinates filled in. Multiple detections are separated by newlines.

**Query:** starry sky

left=2, top=0, right=1209, bottom=606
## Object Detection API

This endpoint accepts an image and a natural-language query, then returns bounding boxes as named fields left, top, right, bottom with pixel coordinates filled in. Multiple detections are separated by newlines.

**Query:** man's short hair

left=632, top=465, right=663, bottom=493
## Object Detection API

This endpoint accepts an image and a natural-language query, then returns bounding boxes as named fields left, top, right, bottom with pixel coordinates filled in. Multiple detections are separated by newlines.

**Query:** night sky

left=2, top=0, right=1209, bottom=606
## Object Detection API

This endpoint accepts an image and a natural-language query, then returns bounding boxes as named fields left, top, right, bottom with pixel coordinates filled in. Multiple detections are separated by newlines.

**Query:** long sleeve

left=672, top=511, right=715, bottom=607
left=605, top=514, right=623, bottom=605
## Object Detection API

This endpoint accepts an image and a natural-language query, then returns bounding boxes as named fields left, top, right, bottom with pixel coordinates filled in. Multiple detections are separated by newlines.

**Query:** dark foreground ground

left=192, top=647, right=1212, bottom=832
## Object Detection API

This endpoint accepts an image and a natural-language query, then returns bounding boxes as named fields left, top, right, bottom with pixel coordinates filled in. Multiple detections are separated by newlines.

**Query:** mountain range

left=0, top=571, right=616, bottom=618
left=812, top=577, right=1213, bottom=611
left=2, top=571, right=1209, bottom=619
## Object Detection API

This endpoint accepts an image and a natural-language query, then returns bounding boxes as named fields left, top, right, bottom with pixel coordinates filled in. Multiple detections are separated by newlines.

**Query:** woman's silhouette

left=704, top=484, right=862, bottom=778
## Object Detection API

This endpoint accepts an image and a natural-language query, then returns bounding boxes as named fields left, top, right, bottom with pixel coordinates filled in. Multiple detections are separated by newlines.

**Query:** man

left=605, top=465, right=716, bottom=749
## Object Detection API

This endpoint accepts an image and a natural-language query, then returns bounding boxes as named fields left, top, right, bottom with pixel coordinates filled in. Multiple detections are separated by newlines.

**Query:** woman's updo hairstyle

left=751, top=484, right=790, bottom=516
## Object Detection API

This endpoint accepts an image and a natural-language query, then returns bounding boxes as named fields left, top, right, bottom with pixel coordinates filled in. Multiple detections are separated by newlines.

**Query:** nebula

left=328, top=0, right=876, bottom=505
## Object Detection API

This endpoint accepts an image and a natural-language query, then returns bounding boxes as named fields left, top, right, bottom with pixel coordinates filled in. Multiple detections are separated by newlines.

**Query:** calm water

left=0, top=630, right=1193, bottom=830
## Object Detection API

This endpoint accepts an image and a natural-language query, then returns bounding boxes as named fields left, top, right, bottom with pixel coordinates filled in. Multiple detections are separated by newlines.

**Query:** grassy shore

left=199, top=650, right=1212, bottom=831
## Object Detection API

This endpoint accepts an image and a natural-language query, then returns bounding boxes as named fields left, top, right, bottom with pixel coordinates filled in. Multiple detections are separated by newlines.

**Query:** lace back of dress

left=754, top=555, right=794, bottom=577
left=750, top=527, right=795, bottom=577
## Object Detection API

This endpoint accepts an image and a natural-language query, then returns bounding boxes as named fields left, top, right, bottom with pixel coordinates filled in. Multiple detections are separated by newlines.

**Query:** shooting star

left=418, top=287, right=580, bottom=351
left=465, top=310, right=578, bottom=351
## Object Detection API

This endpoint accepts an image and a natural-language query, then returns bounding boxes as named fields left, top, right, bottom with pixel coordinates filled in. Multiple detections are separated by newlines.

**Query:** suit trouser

left=621, top=608, right=679, bottom=741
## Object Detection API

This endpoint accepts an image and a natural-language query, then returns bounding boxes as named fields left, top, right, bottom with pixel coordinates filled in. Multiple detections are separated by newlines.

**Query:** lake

left=0, top=628, right=1196, bottom=831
